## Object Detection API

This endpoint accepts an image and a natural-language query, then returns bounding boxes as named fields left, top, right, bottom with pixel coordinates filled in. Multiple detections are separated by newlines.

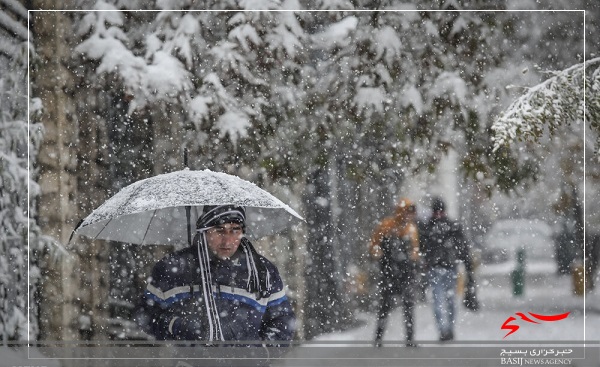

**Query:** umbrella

left=70, top=168, right=304, bottom=245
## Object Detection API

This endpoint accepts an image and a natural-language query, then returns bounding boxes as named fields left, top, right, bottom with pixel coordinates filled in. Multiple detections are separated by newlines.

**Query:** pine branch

left=0, top=36, right=19, bottom=59
left=0, top=0, right=29, bottom=21
left=491, top=57, right=600, bottom=152
left=0, top=8, right=30, bottom=41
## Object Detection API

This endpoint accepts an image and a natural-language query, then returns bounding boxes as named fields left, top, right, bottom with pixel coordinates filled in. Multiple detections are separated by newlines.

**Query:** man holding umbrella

left=135, top=204, right=296, bottom=344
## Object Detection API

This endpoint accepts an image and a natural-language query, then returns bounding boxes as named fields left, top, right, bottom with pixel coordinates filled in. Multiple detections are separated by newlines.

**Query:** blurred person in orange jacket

left=369, top=198, right=420, bottom=347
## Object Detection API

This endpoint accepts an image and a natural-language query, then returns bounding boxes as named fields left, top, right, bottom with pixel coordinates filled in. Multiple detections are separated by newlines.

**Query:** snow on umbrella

left=71, top=169, right=304, bottom=245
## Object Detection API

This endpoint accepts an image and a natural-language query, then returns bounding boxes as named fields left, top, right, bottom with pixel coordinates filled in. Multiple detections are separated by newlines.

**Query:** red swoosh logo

left=501, top=312, right=570, bottom=338
left=529, top=311, right=570, bottom=322
left=501, top=316, right=519, bottom=339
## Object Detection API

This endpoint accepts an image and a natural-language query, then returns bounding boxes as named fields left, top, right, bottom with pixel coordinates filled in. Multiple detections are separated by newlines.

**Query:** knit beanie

left=197, top=205, right=246, bottom=230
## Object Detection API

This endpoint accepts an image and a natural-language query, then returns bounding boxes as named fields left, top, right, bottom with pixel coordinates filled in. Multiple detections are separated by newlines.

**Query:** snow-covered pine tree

left=0, top=0, right=60, bottom=341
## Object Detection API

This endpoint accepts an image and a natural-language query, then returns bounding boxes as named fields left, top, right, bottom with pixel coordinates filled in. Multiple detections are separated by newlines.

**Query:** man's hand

left=170, top=316, right=204, bottom=340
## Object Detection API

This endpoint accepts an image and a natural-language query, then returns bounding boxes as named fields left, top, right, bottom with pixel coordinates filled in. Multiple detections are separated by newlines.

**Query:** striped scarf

left=193, top=231, right=270, bottom=342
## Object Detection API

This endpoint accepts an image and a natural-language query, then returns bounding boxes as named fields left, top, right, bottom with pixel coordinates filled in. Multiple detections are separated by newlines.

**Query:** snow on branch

left=0, top=0, right=29, bottom=21
left=492, top=57, right=600, bottom=152
left=75, top=8, right=193, bottom=112
left=311, top=16, right=358, bottom=50
left=0, top=9, right=30, bottom=41
left=0, top=37, right=18, bottom=59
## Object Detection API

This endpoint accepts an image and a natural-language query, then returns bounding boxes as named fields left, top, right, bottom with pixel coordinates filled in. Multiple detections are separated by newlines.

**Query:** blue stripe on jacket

left=145, top=286, right=289, bottom=313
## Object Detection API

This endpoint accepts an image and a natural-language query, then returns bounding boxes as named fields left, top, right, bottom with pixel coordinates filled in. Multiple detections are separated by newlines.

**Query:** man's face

left=205, top=223, right=244, bottom=259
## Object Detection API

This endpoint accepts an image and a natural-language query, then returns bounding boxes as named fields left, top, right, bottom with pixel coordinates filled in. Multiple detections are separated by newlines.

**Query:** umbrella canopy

left=72, top=169, right=304, bottom=245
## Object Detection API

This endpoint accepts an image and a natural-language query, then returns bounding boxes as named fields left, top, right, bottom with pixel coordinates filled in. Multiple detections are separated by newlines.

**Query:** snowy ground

left=314, top=270, right=600, bottom=343
left=273, top=270, right=600, bottom=367
left=4, top=270, right=598, bottom=367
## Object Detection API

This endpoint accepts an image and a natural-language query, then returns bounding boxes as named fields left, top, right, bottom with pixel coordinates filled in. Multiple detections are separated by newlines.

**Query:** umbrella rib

left=94, top=217, right=114, bottom=242
left=87, top=182, right=145, bottom=243
left=141, top=210, right=158, bottom=246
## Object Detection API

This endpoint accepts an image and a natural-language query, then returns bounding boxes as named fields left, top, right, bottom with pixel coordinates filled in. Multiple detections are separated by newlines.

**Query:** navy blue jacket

left=421, top=216, right=473, bottom=271
left=135, top=245, right=295, bottom=343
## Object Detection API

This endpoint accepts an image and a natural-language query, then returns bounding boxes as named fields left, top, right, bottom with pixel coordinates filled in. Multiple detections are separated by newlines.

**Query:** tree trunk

left=302, top=165, right=344, bottom=339
left=32, top=3, right=114, bottom=342
left=32, top=4, right=80, bottom=340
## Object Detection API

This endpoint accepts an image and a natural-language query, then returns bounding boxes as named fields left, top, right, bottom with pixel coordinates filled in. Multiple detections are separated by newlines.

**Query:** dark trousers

left=374, top=275, right=415, bottom=344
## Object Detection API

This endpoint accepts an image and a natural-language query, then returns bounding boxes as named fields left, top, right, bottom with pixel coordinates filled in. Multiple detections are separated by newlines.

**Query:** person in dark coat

left=420, top=197, right=476, bottom=341
left=135, top=205, right=296, bottom=344
left=369, top=198, right=419, bottom=347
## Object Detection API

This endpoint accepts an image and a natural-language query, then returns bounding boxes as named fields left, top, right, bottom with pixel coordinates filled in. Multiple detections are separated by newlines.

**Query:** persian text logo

left=501, top=311, right=570, bottom=338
